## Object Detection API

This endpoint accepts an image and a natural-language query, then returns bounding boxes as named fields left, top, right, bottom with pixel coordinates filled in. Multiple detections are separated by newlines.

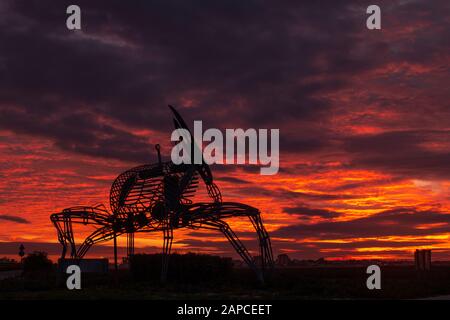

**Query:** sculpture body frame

left=50, top=106, right=274, bottom=282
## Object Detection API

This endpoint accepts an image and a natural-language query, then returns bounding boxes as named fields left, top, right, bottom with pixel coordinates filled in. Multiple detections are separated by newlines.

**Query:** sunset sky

left=0, top=0, right=449, bottom=261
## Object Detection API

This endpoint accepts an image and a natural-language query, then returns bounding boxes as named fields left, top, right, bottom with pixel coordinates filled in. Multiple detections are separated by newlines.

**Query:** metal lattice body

left=50, top=106, right=273, bottom=282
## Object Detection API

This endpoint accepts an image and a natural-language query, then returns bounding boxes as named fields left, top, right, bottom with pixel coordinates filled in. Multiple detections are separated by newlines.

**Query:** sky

left=0, top=0, right=449, bottom=261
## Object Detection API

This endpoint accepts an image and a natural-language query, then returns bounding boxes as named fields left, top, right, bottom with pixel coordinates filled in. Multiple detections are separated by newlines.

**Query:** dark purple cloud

left=283, top=205, right=341, bottom=219
left=274, top=208, right=450, bottom=239
left=0, top=0, right=448, bottom=176
left=0, top=0, right=449, bottom=261
left=0, top=214, right=30, bottom=224
left=342, top=130, right=450, bottom=179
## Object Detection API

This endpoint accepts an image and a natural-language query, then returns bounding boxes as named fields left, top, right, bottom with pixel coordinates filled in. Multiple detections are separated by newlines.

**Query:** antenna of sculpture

left=50, top=105, right=274, bottom=283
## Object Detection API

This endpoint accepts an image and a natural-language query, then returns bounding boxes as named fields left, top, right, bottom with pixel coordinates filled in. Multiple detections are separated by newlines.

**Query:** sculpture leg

left=188, top=202, right=273, bottom=283
left=199, top=219, right=264, bottom=284
left=51, top=213, right=76, bottom=258
left=64, top=217, right=76, bottom=257
left=161, top=225, right=173, bottom=283
left=51, top=213, right=68, bottom=259
left=249, top=214, right=274, bottom=271
left=127, top=232, right=135, bottom=257
left=77, top=226, right=120, bottom=258
left=50, top=206, right=113, bottom=258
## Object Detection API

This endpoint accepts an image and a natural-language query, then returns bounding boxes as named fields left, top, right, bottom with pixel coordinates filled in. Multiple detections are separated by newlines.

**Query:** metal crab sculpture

left=51, top=106, right=273, bottom=282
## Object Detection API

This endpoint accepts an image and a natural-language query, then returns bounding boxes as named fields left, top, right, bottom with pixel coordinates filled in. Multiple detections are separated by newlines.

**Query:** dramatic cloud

left=283, top=205, right=341, bottom=219
left=274, top=208, right=450, bottom=239
left=343, top=130, right=450, bottom=180
left=0, top=214, right=30, bottom=224
left=0, top=0, right=448, bottom=260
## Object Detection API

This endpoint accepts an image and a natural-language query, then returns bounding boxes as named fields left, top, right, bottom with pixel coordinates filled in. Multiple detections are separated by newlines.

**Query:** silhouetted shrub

left=22, top=251, right=53, bottom=274
left=130, top=253, right=233, bottom=283
left=20, top=252, right=55, bottom=290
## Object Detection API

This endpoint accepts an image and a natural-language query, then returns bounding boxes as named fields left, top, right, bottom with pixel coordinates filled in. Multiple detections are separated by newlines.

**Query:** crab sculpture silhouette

left=51, top=106, right=273, bottom=282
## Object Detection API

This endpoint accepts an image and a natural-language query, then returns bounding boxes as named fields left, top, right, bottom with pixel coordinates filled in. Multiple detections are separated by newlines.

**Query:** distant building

left=415, top=249, right=432, bottom=271
left=276, top=254, right=291, bottom=266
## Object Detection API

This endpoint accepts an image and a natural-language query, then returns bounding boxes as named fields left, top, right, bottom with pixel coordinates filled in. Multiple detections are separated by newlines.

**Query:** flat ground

left=2, top=266, right=450, bottom=299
